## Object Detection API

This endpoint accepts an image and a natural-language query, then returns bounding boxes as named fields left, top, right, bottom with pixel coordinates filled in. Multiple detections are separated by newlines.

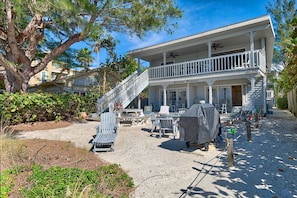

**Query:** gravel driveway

left=17, top=108, right=297, bottom=198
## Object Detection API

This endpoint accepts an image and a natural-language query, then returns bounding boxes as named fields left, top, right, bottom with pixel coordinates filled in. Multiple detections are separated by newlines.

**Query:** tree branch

left=0, top=53, right=23, bottom=82
left=5, top=0, right=19, bottom=62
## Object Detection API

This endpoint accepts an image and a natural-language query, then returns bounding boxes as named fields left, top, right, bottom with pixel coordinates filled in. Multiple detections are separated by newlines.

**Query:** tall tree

left=279, top=17, right=297, bottom=91
left=76, top=48, right=94, bottom=71
left=266, top=0, right=296, bottom=64
left=266, top=0, right=297, bottom=93
left=0, top=0, right=182, bottom=93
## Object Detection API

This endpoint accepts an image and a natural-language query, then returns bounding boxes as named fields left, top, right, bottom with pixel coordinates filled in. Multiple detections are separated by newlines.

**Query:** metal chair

left=221, top=104, right=227, bottom=114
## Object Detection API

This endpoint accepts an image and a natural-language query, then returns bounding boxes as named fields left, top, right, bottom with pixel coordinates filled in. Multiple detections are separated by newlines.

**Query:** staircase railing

left=96, top=70, right=149, bottom=114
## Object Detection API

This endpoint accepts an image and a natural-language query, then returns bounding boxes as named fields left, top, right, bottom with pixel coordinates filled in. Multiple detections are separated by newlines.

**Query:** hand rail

left=96, top=70, right=149, bottom=114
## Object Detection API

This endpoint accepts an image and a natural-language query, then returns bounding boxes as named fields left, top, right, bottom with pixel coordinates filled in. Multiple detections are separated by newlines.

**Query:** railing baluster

left=148, top=50, right=262, bottom=79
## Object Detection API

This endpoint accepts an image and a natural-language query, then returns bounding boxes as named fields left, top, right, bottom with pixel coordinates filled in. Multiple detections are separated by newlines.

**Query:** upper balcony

left=148, top=50, right=265, bottom=82
left=128, top=15, right=275, bottom=84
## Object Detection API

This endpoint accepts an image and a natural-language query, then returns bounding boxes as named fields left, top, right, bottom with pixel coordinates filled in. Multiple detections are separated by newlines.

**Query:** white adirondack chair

left=159, top=105, right=170, bottom=115
left=92, top=112, right=118, bottom=152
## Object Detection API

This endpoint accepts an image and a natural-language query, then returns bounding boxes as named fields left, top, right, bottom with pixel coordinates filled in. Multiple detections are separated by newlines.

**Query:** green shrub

left=19, top=164, right=134, bottom=198
left=0, top=92, right=99, bottom=125
left=276, top=96, right=288, bottom=109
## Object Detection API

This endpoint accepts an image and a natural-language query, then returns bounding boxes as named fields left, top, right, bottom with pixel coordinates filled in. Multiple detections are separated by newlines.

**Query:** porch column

left=207, top=41, right=212, bottom=58
left=250, top=31, right=255, bottom=66
left=162, top=84, right=168, bottom=106
left=186, top=82, right=190, bottom=108
left=249, top=78, right=255, bottom=92
left=261, top=38, right=266, bottom=68
left=207, top=80, right=213, bottom=104
left=163, top=52, right=167, bottom=65
left=263, top=75, right=267, bottom=113
left=137, top=95, right=141, bottom=109
left=208, top=41, right=212, bottom=71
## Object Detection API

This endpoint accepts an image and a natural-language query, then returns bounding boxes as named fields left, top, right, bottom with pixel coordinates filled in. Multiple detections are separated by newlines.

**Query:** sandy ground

left=17, top=108, right=297, bottom=198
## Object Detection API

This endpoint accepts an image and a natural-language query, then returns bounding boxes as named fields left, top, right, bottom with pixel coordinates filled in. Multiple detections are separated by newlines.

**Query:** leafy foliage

left=106, top=55, right=139, bottom=79
left=17, top=164, right=133, bottom=198
left=276, top=95, right=288, bottom=109
left=0, top=92, right=100, bottom=125
left=76, top=48, right=94, bottom=71
left=266, top=0, right=296, bottom=64
left=0, top=0, right=182, bottom=93
left=266, top=0, right=297, bottom=92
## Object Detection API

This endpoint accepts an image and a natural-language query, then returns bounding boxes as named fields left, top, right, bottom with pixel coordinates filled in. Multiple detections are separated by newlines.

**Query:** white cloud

left=125, top=33, right=167, bottom=50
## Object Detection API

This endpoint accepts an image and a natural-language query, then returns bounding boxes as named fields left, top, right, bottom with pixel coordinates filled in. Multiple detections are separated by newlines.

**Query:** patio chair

left=91, top=112, right=118, bottom=152
left=220, top=103, right=227, bottom=114
left=150, top=113, right=160, bottom=133
left=158, top=117, right=178, bottom=139
left=159, top=105, right=170, bottom=115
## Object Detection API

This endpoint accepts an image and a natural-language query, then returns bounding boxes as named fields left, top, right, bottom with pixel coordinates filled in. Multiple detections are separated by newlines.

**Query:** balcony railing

left=149, top=50, right=265, bottom=80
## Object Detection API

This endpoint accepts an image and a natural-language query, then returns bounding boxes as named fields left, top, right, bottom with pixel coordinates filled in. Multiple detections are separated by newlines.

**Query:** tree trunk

left=4, top=68, right=30, bottom=93
left=102, top=69, right=106, bottom=94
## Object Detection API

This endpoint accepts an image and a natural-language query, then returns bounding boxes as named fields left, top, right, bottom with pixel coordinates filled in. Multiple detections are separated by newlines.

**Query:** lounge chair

left=91, top=112, right=118, bottom=152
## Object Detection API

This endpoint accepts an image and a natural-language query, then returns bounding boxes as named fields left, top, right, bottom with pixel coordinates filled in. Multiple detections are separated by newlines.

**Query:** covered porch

left=149, top=74, right=262, bottom=114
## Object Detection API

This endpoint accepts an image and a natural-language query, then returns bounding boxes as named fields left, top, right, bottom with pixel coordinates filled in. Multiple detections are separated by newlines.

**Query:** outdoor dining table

left=119, top=108, right=149, bottom=126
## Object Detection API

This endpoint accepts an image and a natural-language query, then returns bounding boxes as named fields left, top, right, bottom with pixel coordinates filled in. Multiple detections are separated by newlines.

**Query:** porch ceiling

left=148, top=69, right=259, bottom=86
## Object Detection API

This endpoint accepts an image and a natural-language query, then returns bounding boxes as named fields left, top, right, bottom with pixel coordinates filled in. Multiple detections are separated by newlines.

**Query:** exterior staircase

left=96, top=69, right=149, bottom=114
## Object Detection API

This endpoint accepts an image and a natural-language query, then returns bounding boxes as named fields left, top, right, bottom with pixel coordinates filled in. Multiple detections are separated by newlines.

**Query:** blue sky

left=90, top=0, right=273, bottom=67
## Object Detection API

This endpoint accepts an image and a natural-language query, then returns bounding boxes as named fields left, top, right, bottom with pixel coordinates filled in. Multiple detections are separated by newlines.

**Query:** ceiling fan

left=168, top=52, right=179, bottom=58
left=212, top=43, right=223, bottom=50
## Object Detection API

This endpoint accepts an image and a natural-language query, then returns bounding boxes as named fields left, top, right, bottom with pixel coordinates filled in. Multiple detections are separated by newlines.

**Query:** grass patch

left=0, top=136, right=134, bottom=197
left=18, top=164, right=134, bottom=198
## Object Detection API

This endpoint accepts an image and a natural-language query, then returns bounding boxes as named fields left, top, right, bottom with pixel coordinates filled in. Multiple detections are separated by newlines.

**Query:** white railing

left=149, top=50, right=264, bottom=80
left=96, top=70, right=149, bottom=114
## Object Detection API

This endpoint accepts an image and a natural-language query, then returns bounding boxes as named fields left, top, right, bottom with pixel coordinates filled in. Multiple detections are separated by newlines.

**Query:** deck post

left=249, top=77, right=255, bottom=93
left=207, top=80, right=214, bottom=104
left=162, top=84, right=168, bottom=106
left=250, top=31, right=255, bottom=66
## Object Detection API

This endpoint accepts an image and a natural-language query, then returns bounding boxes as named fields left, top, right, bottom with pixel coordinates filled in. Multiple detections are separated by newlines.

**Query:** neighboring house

left=29, top=66, right=123, bottom=94
left=29, top=61, right=76, bottom=87
left=125, top=15, right=275, bottom=114
left=63, top=67, right=122, bottom=94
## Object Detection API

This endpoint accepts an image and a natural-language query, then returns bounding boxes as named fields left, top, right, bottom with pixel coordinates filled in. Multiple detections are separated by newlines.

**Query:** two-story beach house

left=96, top=15, right=275, bottom=115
